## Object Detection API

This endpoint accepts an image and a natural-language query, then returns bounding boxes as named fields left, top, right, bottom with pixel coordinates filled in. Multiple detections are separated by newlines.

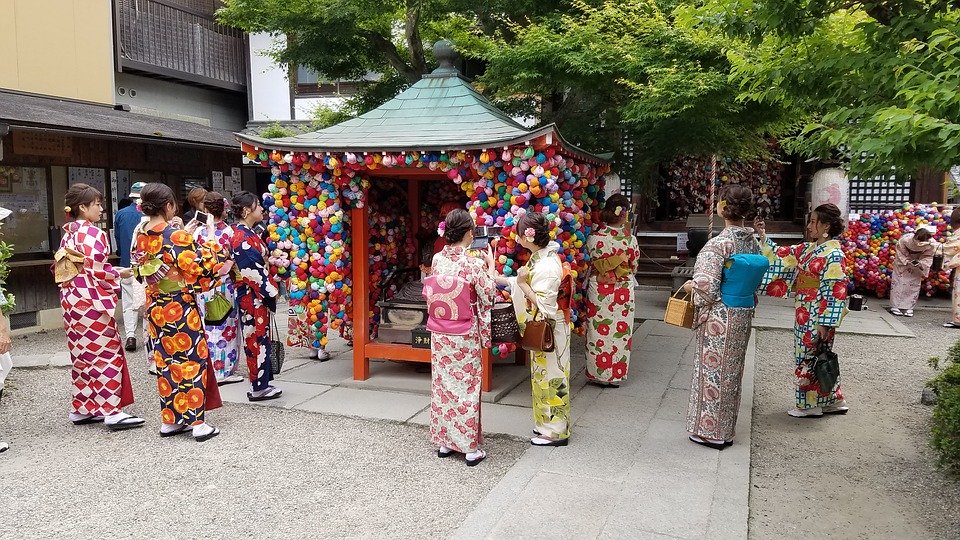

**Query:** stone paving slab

left=296, top=387, right=430, bottom=422
left=452, top=322, right=754, bottom=540
left=218, top=380, right=333, bottom=409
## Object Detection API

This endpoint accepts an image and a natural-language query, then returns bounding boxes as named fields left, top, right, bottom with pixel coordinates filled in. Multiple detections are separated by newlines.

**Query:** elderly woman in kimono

left=58, top=183, right=145, bottom=431
left=756, top=203, right=851, bottom=418
left=135, top=183, right=227, bottom=441
left=682, top=185, right=766, bottom=449
left=889, top=225, right=935, bottom=317
left=425, top=209, right=496, bottom=465
left=585, top=194, right=640, bottom=387
left=500, top=211, right=573, bottom=447
left=942, top=208, right=960, bottom=329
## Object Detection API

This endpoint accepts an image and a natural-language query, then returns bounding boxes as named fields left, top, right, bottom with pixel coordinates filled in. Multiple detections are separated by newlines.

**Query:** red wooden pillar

left=352, top=201, right=371, bottom=381
left=481, top=347, right=492, bottom=393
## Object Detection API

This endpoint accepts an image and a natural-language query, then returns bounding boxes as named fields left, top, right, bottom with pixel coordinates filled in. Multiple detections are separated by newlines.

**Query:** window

left=294, top=66, right=376, bottom=96
left=0, top=166, right=50, bottom=254
left=848, top=175, right=913, bottom=213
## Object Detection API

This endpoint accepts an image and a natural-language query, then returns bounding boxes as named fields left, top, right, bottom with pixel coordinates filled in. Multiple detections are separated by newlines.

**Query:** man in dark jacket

left=114, top=182, right=145, bottom=351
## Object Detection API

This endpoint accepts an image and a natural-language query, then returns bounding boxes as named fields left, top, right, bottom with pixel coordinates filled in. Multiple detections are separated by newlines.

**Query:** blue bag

left=720, top=253, right=770, bottom=308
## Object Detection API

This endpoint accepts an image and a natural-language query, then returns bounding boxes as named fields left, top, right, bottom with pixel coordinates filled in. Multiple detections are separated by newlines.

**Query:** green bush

left=929, top=339, right=960, bottom=475
left=260, top=122, right=295, bottom=139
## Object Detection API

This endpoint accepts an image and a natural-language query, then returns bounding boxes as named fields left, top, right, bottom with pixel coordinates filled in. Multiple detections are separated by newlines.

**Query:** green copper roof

left=236, top=71, right=608, bottom=164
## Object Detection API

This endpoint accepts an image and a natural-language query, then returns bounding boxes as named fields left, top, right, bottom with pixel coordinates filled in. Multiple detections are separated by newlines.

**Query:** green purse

left=204, top=292, right=234, bottom=326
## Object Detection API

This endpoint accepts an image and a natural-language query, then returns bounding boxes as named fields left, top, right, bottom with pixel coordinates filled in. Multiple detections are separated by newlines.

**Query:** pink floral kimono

left=427, top=245, right=495, bottom=453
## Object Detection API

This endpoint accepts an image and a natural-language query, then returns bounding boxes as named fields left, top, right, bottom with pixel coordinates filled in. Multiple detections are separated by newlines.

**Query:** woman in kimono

left=194, top=192, right=243, bottom=384
left=585, top=194, right=640, bottom=387
left=756, top=203, right=850, bottom=418
left=135, top=183, right=226, bottom=441
left=59, top=183, right=145, bottom=430
left=942, top=208, right=960, bottom=328
left=505, top=212, right=573, bottom=447
left=889, top=226, right=935, bottom=317
left=1, top=206, right=14, bottom=451
left=231, top=192, right=282, bottom=402
left=426, top=209, right=496, bottom=465
left=682, top=185, right=762, bottom=449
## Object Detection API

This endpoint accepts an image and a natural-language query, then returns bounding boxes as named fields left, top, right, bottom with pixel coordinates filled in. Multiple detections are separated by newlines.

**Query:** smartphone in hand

left=194, top=211, right=211, bottom=224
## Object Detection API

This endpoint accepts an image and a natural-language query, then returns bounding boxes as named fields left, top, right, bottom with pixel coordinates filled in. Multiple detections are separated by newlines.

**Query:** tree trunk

left=405, top=1, right=428, bottom=78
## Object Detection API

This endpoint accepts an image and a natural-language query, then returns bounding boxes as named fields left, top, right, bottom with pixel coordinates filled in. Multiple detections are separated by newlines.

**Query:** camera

left=469, top=225, right=503, bottom=250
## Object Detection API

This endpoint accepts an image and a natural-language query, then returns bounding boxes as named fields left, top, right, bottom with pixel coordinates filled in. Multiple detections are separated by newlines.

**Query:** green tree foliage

left=692, top=0, right=960, bottom=177
left=474, top=0, right=794, bottom=179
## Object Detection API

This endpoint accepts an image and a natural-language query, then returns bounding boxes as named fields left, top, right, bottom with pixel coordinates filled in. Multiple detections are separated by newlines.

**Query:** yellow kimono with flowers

left=135, top=223, right=227, bottom=426
left=510, top=242, right=571, bottom=440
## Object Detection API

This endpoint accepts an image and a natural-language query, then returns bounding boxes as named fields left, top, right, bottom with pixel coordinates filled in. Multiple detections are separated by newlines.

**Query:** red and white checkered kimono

left=59, top=220, right=134, bottom=416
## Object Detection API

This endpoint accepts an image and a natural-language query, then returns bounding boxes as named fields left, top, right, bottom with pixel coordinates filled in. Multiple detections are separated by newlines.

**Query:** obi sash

left=720, top=253, right=769, bottom=308
left=424, top=273, right=477, bottom=335
left=793, top=272, right=820, bottom=293
left=591, top=254, right=631, bottom=280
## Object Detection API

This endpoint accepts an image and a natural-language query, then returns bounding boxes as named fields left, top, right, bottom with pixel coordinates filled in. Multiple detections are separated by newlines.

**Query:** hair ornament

left=64, top=206, right=71, bottom=213
left=523, top=227, right=536, bottom=241
left=437, top=221, right=446, bottom=236
left=613, top=206, right=623, bottom=216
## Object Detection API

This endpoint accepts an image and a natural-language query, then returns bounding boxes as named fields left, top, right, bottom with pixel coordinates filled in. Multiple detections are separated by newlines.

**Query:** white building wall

left=248, top=32, right=293, bottom=122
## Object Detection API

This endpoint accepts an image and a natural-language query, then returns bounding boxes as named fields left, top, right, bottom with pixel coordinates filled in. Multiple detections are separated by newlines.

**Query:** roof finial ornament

left=431, top=39, right=459, bottom=76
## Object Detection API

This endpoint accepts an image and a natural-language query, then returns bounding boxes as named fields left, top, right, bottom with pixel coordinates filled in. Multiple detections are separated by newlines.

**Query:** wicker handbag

left=269, top=314, right=285, bottom=375
left=664, top=287, right=694, bottom=329
left=491, top=302, right=520, bottom=343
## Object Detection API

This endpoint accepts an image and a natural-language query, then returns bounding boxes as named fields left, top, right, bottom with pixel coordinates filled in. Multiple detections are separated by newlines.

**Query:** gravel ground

left=0, top=361, right=526, bottom=539
left=11, top=328, right=70, bottom=355
left=750, top=309, right=960, bottom=539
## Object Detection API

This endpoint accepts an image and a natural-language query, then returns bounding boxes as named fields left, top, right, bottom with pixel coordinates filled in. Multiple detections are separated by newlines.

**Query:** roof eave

left=235, top=124, right=611, bottom=166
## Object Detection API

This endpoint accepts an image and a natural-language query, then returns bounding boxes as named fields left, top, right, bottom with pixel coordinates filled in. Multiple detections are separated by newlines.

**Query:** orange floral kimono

left=134, top=223, right=227, bottom=426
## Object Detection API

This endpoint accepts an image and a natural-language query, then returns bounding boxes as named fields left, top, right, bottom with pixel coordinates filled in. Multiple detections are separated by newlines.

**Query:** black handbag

left=269, top=314, right=285, bottom=375
left=812, top=342, right=840, bottom=393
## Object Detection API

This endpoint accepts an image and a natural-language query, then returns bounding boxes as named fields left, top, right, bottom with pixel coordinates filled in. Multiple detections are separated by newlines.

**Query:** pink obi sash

left=423, top=273, right=477, bottom=335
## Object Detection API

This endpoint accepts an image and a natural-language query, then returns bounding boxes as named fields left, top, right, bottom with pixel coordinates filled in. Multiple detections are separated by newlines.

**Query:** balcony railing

left=115, top=0, right=247, bottom=91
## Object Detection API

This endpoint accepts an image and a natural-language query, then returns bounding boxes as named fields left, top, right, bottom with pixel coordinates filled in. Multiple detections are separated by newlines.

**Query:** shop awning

left=0, top=89, right=239, bottom=149
left=235, top=48, right=610, bottom=165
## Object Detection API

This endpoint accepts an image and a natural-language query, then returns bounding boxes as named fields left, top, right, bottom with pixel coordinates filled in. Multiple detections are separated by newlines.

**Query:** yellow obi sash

left=793, top=272, right=820, bottom=292
left=592, top=254, right=631, bottom=279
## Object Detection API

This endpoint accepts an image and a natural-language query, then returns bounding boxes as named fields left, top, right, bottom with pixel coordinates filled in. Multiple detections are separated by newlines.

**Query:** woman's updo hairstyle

left=600, top=194, right=631, bottom=226
left=231, top=191, right=260, bottom=220
left=915, top=227, right=933, bottom=242
left=951, top=206, right=960, bottom=227
left=139, top=183, right=176, bottom=217
left=813, top=203, right=845, bottom=237
left=204, top=192, right=226, bottom=219
left=63, top=183, right=102, bottom=219
left=517, top=211, right=551, bottom=248
left=719, top=184, right=755, bottom=221
left=443, top=208, right=473, bottom=243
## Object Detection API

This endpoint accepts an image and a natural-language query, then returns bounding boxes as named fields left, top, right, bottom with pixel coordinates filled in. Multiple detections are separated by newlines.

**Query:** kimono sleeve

left=529, top=258, right=562, bottom=321
left=816, top=248, right=849, bottom=327
left=944, top=232, right=960, bottom=269
left=233, top=232, right=279, bottom=302
left=77, top=225, right=121, bottom=294
left=627, top=232, right=641, bottom=274
left=691, top=237, right=728, bottom=309
left=169, top=229, right=225, bottom=288
left=470, top=259, right=496, bottom=348
left=758, top=237, right=806, bottom=297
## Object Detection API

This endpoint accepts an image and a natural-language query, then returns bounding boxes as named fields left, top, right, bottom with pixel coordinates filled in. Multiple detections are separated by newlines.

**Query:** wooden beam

left=364, top=342, right=431, bottom=363
left=352, top=202, right=371, bottom=381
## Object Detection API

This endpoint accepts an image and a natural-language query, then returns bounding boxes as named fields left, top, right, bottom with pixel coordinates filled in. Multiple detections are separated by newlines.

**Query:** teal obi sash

left=720, top=253, right=770, bottom=308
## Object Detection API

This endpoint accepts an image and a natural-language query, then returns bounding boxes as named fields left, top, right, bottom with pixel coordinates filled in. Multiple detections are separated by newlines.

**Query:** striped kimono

left=59, top=220, right=135, bottom=417
left=760, top=238, right=849, bottom=409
